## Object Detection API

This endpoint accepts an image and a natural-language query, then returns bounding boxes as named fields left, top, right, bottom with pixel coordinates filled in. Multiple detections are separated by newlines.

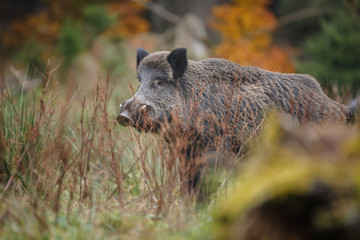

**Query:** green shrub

left=297, top=0, right=360, bottom=95
left=57, top=19, right=85, bottom=68
left=82, top=4, right=116, bottom=37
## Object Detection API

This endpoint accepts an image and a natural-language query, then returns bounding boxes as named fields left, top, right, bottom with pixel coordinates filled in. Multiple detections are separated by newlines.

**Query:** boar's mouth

left=117, top=105, right=162, bottom=133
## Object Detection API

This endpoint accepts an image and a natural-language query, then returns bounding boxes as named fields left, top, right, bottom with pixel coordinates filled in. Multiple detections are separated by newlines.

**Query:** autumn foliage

left=0, top=0, right=150, bottom=58
left=106, top=1, right=150, bottom=38
left=211, top=0, right=295, bottom=73
left=2, top=11, right=60, bottom=51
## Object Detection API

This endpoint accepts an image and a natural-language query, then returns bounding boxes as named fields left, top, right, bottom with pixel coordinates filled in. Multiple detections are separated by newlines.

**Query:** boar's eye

left=153, top=79, right=164, bottom=89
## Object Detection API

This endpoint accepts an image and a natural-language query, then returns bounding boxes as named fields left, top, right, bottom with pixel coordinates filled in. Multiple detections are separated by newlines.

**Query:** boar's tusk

left=141, top=105, right=147, bottom=113
left=119, top=103, right=123, bottom=109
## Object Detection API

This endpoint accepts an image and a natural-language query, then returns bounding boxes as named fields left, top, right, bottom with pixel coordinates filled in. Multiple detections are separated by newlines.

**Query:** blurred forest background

left=1, top=0, right=359, bottom=97
left=1, top=1, right=360, bottom=239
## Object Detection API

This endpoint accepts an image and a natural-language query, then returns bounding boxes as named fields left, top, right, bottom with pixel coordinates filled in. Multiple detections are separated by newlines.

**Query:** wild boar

left=117, top=48, right=354, bottom=195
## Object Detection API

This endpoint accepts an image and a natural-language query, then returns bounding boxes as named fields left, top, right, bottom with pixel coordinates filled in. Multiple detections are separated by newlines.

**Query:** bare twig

left=238, top=7, right=334, bottom=43
left=131, top=0, right=181, bottom=25
left=277, top=7, right=333, bottom=28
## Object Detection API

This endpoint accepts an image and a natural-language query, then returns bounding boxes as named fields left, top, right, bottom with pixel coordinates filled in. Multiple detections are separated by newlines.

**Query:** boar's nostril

left=117, top=109, right=133, bottom=126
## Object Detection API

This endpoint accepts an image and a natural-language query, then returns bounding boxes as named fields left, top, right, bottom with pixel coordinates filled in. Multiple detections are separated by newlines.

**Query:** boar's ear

left=167, top=48, right=188, bottom=79
left=136, top=48, right=149, bottom=67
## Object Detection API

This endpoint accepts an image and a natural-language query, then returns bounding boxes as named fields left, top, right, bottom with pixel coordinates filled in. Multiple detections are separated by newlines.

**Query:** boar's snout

left=117, top=99, right=153, bottom=128
left=117, top=108, right=133, bottom=126
left=117, top=99, right=134, bottom=126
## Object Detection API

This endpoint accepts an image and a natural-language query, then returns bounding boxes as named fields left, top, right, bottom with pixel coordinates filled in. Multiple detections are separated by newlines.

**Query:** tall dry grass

left=0, top=62, right=220, bottom=239
left=1, top=60, right=355, bottom=239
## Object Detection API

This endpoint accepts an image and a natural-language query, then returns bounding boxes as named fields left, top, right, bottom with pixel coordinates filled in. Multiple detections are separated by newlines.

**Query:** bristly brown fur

left=118, top=48, right=350, bottom=197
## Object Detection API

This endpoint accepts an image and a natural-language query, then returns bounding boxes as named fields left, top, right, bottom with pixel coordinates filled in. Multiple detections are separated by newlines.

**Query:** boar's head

left=117, top=48, right=188, bottom=132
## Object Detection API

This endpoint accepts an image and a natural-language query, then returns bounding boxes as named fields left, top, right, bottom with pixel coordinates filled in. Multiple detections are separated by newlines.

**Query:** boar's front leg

left=178, top=142, right=206, bottom=199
